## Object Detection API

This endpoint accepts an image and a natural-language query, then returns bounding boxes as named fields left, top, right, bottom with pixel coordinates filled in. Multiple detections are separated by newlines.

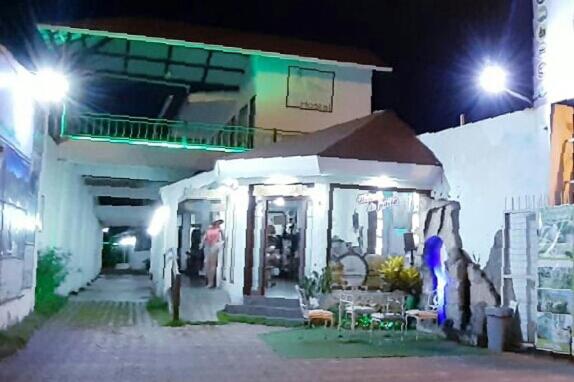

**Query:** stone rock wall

left=421, top=196, right=500, bottom=343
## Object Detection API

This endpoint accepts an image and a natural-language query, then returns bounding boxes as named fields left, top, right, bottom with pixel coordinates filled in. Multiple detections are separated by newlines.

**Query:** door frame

left=256, top=196, right=308, bottom=296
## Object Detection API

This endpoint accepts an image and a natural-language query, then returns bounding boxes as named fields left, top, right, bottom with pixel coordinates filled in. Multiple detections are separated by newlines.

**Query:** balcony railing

left=61, top=113, right=303, bottom=153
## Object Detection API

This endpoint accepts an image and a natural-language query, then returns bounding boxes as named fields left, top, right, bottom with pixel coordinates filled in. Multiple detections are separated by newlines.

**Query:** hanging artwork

left=286, top=66, right=335, bottom=112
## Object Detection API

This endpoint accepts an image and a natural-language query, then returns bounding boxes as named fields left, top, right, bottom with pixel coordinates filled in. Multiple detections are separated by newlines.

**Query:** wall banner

left=536, top=205, right=574, bottom=355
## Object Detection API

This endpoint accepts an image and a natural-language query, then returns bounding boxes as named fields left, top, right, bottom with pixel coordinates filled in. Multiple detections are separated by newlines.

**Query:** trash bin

left=485, top=306, right=514, bottom=352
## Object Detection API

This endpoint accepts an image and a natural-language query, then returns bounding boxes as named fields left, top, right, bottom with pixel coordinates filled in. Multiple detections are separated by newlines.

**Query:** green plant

left=1, top=248, right=69, bottom=360
left=379, top=256, right=422, bottom=295
left=35, top=248, right=69, bottom=316
left=300, top=267, right=332, bottom=299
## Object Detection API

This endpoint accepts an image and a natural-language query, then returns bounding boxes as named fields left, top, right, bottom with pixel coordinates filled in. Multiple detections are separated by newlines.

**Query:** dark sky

left=1, top=0, right=533, bottom=133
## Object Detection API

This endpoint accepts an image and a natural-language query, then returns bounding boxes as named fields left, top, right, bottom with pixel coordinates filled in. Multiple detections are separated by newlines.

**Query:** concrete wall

left=419, top=108, right=550, bottom=267
left=36, top=138, right=103, bottom=295
left=252, top=56, right=372, bottom=132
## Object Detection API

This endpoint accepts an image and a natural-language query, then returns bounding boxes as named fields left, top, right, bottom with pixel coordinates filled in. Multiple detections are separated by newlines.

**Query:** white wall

left=419, top=108, right=550, bottom=266
left=36, top=138, right=103, bottom=295
left=252, top=56, right=372, bottom=133
left=220, top=186, right=249, bottom=303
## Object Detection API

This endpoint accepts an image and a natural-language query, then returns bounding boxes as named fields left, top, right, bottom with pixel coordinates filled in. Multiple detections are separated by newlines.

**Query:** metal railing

left=61, top=113, right=303, bottom=153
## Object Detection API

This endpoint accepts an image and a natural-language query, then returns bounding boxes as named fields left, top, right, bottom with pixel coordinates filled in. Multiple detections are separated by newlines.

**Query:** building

left=0, top=17, right=392, bottom=328
left=151, top=111, right=445, bottom=303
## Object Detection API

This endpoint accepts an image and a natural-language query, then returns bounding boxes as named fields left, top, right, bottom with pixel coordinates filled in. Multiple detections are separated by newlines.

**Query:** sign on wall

left=536, top=205, right=574, bottom=355
left=532, top=0, right=574, bottom=105
left=286, top=66, right=335, bottom=112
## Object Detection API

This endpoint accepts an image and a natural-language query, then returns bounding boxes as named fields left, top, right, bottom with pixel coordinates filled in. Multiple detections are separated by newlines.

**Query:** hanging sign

left=356, top=193, right=399, bottom=212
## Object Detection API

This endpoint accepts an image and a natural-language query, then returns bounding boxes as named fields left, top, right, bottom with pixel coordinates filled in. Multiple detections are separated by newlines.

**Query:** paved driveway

left=0, top=276, right=573, bottom=382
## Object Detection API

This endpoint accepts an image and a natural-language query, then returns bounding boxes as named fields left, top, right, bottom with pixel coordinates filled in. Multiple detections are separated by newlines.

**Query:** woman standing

left=202, top=219, right=224, bottom=288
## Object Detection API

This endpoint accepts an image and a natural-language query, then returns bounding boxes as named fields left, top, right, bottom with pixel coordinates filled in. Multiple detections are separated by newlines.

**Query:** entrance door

left=259, top=197, right=307, bottom=298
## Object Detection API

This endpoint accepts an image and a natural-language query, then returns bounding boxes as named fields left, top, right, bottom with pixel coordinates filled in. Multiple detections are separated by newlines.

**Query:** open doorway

left=177, top=198, right=224, bottom=287
left=261, top=197, right=307, bottom=298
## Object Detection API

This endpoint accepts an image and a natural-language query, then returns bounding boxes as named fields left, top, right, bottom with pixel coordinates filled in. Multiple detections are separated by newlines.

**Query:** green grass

left=146, top=297, right=173, bottom=326
left=260, top=327, right=489, bottom=359
left=217, top=311, right=303, bottom=327
left=0, top=295, right=68, bottom=360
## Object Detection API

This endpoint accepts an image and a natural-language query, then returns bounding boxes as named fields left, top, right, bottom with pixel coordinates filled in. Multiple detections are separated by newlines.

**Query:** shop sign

left=356, top=193, right=399, bottom=212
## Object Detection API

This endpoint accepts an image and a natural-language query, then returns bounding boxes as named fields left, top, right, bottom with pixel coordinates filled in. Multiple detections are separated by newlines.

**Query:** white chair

left=370, top=294, right=406, bottom=340
left=338, top=291, right=376, bottom=332
left=405, top=291, right=439, bottom=339
left=295, top=285, right=334, bottom=327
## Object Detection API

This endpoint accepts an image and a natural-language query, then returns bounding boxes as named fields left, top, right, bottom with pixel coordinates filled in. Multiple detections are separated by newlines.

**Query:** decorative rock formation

left=420, top=196, right=500, bottom=343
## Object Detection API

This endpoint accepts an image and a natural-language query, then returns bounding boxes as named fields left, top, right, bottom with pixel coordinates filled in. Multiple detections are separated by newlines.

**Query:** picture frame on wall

left=286, top=66, right=335, bottom=113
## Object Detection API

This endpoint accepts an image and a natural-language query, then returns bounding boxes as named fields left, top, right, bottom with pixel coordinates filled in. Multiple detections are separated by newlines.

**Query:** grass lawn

left=260, top=327, right=488, bottom=359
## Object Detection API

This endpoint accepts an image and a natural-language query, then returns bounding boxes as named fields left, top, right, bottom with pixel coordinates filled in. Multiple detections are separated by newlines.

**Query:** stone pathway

left=0, top=275, right=573, bottom=381
left=179, top=276, right=230, bottom=322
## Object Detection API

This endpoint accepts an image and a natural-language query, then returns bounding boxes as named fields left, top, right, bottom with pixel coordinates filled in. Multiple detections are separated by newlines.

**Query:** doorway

left=260, top=197, right=307, bottom=298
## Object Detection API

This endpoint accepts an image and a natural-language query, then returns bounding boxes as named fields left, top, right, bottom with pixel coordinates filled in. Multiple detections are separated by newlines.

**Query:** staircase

left=222, top=296, right=304, bottom=325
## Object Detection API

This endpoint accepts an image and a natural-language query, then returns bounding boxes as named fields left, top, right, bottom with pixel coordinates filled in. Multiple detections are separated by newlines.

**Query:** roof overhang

left=213, top=155, right=444, bottom=191
left=38, top=23, right=393, bottom=72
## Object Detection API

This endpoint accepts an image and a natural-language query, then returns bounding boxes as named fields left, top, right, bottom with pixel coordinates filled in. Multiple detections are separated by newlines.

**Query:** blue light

left=424, top=236, right=448, bottom=323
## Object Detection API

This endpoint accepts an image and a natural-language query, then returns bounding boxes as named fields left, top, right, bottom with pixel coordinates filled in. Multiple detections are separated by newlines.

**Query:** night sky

left=1, top=0, right=533, bottom=133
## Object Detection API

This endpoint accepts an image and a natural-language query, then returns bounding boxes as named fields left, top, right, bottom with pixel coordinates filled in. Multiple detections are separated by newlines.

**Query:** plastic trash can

left=485, top=306, right=514, bottom=352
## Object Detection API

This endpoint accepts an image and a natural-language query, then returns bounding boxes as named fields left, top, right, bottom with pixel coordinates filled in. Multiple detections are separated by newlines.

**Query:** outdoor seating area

left=296, top=284, right=440, bottom=342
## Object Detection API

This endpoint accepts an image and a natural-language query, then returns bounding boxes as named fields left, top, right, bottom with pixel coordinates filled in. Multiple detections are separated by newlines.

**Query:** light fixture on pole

left=478, top=64, right=531, bottom=104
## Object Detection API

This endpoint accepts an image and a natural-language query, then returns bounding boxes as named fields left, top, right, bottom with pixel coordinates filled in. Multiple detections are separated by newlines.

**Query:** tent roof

left=43, top=18, right=390, bottom=70
left=228, top=111, right=441, bottom=166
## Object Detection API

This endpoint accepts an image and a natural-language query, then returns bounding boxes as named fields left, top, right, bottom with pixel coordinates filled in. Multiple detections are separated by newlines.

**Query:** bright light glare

left=102, top=227, right=109, bottom=233
left=479, top=65, right=507, bottom=93
left=273, top=197, right=286, bottom=207
left=147, top=206, right=170, bottom=236
left=119, top=236, right=137, bottom=247
left=363, top=175, right=399, bottom=188
left=34, top=69, right=69, bottom=102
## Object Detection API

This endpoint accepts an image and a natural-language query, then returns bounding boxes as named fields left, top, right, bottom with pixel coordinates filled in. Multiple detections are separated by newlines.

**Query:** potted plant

left=299, top=266, right=333, bottom=308
left=379, top=256, right=422, bottom=309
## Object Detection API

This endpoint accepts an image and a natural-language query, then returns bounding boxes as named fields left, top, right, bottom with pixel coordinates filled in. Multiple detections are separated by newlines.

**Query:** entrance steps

left=222, top=296, right=304, bottom=324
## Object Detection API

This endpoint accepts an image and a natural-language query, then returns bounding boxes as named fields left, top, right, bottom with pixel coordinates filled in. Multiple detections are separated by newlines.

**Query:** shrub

left=379, top=256, right=422, bottom=296
left=35, top=248, right=68, bottom=317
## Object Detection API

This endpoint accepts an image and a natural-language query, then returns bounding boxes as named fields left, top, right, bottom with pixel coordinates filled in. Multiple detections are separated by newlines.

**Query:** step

left=223, top=304, right=303, bottom=319
left=221, top=312, right=304, bottom=326
left=243, top=296, right=300, bottom=309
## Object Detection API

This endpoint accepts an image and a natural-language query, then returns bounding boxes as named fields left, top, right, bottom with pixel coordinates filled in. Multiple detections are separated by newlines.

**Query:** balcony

left=61, top=113, right=302, bottom=153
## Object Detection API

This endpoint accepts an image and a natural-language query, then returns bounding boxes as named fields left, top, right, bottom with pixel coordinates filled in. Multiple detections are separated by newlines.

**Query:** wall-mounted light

left=33, top=69, right=69, bottom=103
left=0, top=69, right=69, bottom=103
left=147, top=205, right=170, bottom=236
left=102, top=227, right=109, bottom=233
